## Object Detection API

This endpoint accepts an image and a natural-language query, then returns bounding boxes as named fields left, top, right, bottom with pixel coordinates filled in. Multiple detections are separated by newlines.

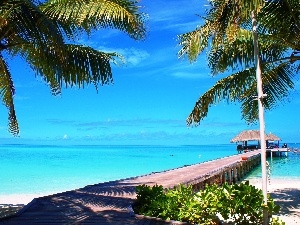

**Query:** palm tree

left=0, top=0, right=146, bottom=136
left=177, top=0, right=300, bottom=126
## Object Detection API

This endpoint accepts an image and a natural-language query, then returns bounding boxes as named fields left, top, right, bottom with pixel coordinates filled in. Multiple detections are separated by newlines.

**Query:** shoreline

left=0, top=193, right=49, bottom=205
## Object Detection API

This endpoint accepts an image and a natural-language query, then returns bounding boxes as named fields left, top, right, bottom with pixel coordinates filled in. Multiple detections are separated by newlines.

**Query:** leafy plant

left=216, top=181, right=280, bottom=224
left=270, top=217, right=286, bottom=225
left=133, top=182, right=283, bottom=225
left=133, top=184, right=166, bottom=216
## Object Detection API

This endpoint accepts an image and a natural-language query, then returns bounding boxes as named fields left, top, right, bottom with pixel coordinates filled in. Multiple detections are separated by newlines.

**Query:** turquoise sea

left=0, top=144, right=300, bottom=195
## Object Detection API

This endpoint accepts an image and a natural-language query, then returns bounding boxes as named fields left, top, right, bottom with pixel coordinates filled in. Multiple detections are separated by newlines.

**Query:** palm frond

left=20, top=42, right=121, bottom=94
left=178, top=0, right=265, bottom=63
left=208, top=28, right=290, bottom=76
left=61, top=44, right=120, bottom=89
left=1, top=0, right=65, bottom=59
left=260, top=0, right=300, bottom=42
left=187, top=60, right=296, bottom=126
left=208, top=28, right=255, bottom=75
left=181, top=0, right=300, bottom=126
left=0, top=56, right=19, bottom=136
left=177, top=22, right=212, bottom=62
left=40, top=0, right=147, bottom=40
left=187, top=68, right=256, bottom=126
left=241, top=62, right=296, bottom=123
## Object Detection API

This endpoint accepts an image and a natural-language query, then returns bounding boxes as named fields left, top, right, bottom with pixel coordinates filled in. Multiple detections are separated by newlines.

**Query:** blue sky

left=0, top=0, right=299, bottom=145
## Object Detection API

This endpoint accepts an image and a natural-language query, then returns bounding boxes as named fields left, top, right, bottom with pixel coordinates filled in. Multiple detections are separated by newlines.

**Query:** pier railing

left=183, top=153, right=261, bottom=191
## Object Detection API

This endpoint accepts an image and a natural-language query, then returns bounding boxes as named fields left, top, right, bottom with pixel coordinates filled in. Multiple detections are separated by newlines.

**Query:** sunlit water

left=0, top=144, right=299, bottom=195
left=246, top=143, right=300, bottom=179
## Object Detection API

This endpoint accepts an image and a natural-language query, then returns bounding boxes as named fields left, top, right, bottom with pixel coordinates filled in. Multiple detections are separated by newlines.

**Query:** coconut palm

left=178, top=0, right=300, bottom=126
left=0, top=0, right=146, bottom=136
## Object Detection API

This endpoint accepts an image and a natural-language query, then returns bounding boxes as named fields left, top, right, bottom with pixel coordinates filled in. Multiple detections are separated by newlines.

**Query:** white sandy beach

left=248, top=177, right=300, bottom=224
left=0, top=193, right=53, bottom=205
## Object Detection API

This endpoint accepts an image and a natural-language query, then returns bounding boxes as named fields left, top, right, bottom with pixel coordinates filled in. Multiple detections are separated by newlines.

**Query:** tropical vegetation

left=0, top=0, right=146, bottom=135
left=133, top=182, right=285, bottom=225
left=177, top=0, right=300, bottom=126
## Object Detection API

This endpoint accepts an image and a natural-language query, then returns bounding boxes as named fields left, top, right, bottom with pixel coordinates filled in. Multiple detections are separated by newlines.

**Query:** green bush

left=133, top=184, right=166, bottom=216
left=133, top=181, right=285, bottom=225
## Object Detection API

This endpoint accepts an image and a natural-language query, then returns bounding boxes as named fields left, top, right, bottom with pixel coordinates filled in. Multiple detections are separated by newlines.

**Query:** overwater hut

left=231, top=130, right=282, bottom=153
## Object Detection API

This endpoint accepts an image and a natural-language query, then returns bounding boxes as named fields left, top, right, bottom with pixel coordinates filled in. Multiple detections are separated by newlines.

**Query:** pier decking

left=0, top=150, right=262, bottom=225
left=267, top=148, right=290, bottom=157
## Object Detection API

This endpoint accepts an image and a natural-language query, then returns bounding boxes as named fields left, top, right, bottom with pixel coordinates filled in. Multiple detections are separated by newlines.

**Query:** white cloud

left=118, top=48, right=150, bottom=66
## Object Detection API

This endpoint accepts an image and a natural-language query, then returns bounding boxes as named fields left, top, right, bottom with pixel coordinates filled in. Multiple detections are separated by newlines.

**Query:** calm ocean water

left=0, top=144, right=299, bottom=195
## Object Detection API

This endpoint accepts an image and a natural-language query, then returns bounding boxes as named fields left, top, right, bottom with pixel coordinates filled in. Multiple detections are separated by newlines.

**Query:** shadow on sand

left=270, top=188, right=300, bottom=218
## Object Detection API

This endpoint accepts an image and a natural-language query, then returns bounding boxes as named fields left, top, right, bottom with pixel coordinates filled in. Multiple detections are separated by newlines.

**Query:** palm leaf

left=20, top=42, right=120, bottom=94
left=0, top=56, right=19, bottom=136
left=178, top=0, right=265, bottom=63
left=241, top=62, right=295, bottom=123
left=186, top=68, right=256, bottom=126
left=181, top=0, right=300, bottom=126
left=1, top=0, right=64, bottom=44
left=177, top=22, right=212, bottom=62
left=187, top=60, right=295, bottom=126
left=208, top=28, right=289, bottom=76
left=40, top=0, right=147, bottom=40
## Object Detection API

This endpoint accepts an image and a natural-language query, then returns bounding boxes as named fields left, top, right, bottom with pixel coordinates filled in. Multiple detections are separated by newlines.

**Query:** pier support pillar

left=233, top=167, right=237, bottom=183
left=228, top=169, right=232, bottom=184
left=222, top=171, right=226, bottom=184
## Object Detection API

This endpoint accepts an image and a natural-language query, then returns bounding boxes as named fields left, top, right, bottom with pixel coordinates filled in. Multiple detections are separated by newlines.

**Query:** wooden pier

left=267, top=148, right=290, bottom=158
left=0, top=150, right=262, bottom=225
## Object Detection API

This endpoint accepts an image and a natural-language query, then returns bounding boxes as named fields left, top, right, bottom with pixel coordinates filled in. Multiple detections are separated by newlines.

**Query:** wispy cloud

left=47, top=118, right=185, bottom=130
left=125, top=50, right=209, bottom=79
left=147, top=0, right=207, bottom=32
left=14, top=95, right=30, bottom=101
left=117, top=48, right=150, bottom=66
left=77, top=37, right=151, bottom=68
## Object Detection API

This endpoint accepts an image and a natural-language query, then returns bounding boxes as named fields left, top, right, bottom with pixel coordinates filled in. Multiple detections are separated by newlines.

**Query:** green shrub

left=133, top=184, right=166, bottom=216
left=133, top=181, right=284, bottom=225
left=270, top=217, right=286, bottom=225
left=215, top=181, right=280, bottom=224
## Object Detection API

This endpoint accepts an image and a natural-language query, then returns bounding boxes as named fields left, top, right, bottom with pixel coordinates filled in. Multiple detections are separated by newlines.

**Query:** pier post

left=237, top=166, right=241, bottom=181
left=233, top=167, right=237, bottom=183
left=222, top=171, right=226, bottom=184
left=228, top=169, right=232, bottom=184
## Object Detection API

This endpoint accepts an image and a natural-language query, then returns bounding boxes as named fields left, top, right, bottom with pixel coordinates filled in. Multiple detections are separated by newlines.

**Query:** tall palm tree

left=0, top=0, right=146, bottom=136
left=178, top=0, right=300, bottom=126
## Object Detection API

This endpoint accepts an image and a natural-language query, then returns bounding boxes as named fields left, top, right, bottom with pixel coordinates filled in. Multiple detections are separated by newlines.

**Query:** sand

left=0, top=193, right=52, bottom=205
left=248, top=177, right=300, bottom=224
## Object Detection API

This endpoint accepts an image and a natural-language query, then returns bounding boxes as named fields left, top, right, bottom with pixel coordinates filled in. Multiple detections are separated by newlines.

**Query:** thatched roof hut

left=230, top=130, right=281, bottom=143
left=266, top=133, right=281, bottom=141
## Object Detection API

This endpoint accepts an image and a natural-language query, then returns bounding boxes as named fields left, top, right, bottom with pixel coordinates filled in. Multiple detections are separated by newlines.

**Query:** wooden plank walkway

left=0, top=150, right=261, bottom=225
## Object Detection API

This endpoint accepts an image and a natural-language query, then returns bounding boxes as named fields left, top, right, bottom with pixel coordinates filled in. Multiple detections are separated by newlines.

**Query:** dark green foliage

left=133, top=184, right=167, bottom=216
left=133, top=182, right=283, bottom=225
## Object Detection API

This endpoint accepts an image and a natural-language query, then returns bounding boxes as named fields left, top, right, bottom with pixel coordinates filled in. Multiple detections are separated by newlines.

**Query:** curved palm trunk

left=252, top=11, right=268, bottom=225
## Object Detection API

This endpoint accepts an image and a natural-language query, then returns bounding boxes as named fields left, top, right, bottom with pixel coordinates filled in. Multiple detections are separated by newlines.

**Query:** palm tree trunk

left=251, top=10, right=268, bottom=225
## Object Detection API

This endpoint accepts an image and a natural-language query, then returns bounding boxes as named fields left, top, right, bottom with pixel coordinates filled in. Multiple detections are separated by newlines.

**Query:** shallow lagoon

left=0, top=144, right=299, bottom=195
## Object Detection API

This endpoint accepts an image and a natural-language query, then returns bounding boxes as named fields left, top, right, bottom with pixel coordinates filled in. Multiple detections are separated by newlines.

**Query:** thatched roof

left=230, top=130, right=281, bottom=143
left=266, top=133, right=281, bottom=141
